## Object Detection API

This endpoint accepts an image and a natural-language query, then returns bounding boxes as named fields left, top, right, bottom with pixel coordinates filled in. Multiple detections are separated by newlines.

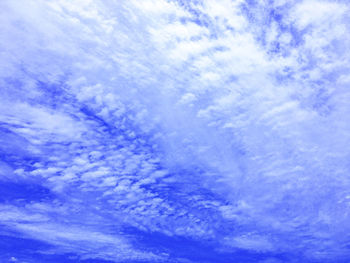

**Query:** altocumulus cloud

left=1, top=0, right=350, bottom=262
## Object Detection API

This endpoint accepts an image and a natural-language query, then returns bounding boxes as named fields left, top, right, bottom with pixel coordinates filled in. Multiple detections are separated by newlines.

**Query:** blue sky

left=0, top=0, right=350, bottom=262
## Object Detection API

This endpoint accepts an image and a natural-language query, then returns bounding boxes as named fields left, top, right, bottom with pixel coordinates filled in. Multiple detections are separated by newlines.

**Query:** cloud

left=1, top=0, right=350, bottom=262
left=0, top=205, right=162, bottom=262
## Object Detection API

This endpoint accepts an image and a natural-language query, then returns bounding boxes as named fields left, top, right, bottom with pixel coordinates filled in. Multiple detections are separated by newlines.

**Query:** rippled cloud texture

left=1, top=0, right=350, bottom=262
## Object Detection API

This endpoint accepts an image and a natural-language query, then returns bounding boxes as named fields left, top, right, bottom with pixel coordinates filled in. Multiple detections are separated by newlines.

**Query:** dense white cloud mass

left=0, top=0, right=350, bottom=262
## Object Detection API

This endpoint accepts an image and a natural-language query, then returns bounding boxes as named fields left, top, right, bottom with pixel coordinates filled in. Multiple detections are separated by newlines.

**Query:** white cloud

left=1, top=0, right=350, bottom=262
left=291, top=0, right=346, bottom=28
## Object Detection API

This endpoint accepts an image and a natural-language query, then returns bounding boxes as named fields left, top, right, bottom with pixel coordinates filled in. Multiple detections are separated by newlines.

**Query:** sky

left=0, top=0, right=350, bottom=262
